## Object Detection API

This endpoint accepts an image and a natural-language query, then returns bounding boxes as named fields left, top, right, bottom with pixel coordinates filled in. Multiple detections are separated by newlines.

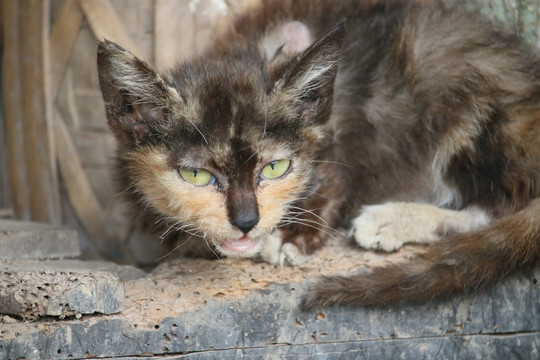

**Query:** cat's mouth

left=216, top=235, right=261, bottom=256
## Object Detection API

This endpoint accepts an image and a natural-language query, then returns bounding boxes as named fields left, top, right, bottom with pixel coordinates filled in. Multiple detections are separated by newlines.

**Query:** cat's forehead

left=169, top=123, right=295, bottom=172
left=165, top=55, right=315, bottom=171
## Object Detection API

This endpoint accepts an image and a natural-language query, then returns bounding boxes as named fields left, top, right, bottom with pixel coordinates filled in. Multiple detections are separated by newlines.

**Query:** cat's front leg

left=352, top=202, right=491, bottom=252
left=259, top=229, right=310, bottom=266
left=260, top=166, right=345, bottom=265
left=260, top=211, right=330, bottom=266
left=259, top=224, right=328, bottom=266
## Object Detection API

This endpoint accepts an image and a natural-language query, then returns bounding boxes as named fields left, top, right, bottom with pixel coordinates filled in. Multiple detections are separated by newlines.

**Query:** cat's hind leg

left=352, top=202, right=491, bottom=252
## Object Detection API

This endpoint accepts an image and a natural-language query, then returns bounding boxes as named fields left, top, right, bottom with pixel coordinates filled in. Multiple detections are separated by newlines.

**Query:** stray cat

left=97, top=0, right=540, bottom=308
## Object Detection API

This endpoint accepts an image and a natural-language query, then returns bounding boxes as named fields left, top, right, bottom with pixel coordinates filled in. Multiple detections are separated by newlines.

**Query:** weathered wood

left=50, top=0, right=84, bottom=99
left=78, top=0, right=141, bottom=57
left=154, top=0, right=195, bottom=71
left=20, top=0, right=61, bottom=225
left=49, top=0, right=117, bottom=258
left=2, top=1, right=31, bottom=221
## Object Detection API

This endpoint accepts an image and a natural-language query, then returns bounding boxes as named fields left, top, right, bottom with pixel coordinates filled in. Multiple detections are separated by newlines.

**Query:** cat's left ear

left=276, top=22, right=345, bottom=123
left=97, top=40, right=182, bottom=147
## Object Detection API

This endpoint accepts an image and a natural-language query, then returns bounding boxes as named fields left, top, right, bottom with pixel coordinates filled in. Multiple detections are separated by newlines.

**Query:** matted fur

left=98, top=0, right=540, bottom=308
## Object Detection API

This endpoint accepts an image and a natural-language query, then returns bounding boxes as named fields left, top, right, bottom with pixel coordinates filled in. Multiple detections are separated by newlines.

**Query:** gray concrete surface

left=0, top=260, right=145, bottom=320
left=1, top=258, right=538, bottom=360
left=0, top=220, right=80, bottom=260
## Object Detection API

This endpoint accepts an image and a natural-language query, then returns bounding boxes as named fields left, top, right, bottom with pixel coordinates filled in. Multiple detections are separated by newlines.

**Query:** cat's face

left=97, top=24, right=343, bottom=257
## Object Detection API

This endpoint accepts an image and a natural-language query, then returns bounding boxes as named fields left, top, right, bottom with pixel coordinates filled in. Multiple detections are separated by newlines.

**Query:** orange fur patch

left=126, top=147, right=308, bottom=246
left=127, top=148, right=232, bottom=239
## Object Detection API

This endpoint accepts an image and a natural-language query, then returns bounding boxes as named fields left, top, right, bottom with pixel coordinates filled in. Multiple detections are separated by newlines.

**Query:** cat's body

left=98, top=0, right=540, bottom=307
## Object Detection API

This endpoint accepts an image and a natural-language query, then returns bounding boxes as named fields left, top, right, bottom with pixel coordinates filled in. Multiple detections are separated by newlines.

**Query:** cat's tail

left=302, top=199, right=540, bottom=308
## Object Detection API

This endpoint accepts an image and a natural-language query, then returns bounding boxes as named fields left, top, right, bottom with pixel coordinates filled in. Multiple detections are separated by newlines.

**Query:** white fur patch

left=352, top=202, right=491, bottom=252
left=259, top=230, right=310, bottom=266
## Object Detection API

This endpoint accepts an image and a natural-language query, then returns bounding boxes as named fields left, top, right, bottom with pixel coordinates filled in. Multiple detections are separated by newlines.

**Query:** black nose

left=231, top=213, right=259, bottom=234
left=227, top=187, right=260, bottom=234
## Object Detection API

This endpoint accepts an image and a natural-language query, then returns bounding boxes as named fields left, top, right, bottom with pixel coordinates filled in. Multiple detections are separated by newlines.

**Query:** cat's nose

left=232, top=213, right=259, bottom=234
left=227, top=188, right=260, bottom=234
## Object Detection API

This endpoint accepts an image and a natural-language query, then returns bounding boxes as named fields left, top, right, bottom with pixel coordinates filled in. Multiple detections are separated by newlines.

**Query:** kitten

left=97, top=0, right=540, bottom=308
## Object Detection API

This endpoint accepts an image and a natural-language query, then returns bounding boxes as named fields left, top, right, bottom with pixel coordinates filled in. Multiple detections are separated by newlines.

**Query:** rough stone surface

left=115, top=333, right=540, bottom=359
left=0, top=239, right=539, bottom=359
left=0, top=220, right=80, bottom=260
left=0, top=260, right=145, bottom=320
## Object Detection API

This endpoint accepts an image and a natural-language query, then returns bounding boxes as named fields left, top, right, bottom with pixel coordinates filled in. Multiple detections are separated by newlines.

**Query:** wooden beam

left=2, top=0, right=31, bottom=221
left=50, top=0, right=84, bottom=99
left=154, top=0, right=194, bottom=71
left=49, top=1, right=133, bottom=262
left=50, top=1, right=102, bottom=240
left=78, top=0, right=141, bottom=57
left=19, top=0, right=61, bottom=225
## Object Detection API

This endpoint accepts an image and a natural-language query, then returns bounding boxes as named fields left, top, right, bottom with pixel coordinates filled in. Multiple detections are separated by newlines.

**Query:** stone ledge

left=0, top=220, right=80, bottom=260
left=0, top=260, right=145, bottom=321
left=115, top=333, right=540, bottom=359
left=1, top=239, right=538, bottom=359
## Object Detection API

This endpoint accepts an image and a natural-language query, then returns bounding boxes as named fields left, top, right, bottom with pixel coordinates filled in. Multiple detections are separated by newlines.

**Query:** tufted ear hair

left=275, top=22, right=345, bottom=123
left=97, top=40, right=183, bottom=147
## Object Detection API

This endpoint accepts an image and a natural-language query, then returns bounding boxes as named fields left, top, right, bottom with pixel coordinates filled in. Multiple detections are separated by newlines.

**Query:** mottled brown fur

left=98, top=0, right=540, bottom=307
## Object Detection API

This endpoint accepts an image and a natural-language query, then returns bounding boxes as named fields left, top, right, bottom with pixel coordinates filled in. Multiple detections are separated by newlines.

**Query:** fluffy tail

left=302, top=199, right=540, bottom=309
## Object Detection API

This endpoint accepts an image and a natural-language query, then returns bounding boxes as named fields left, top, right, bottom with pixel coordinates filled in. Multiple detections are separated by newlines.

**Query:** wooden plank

left=49, top=0, right=84, bottom=99
left=19, top=0, right=61, bottom=225
left=2, top=0, right=31, bottom=221
left=78, top=0, right=141, bottom=57
left=49, top=0, right=112, bottom=255
left=154, top=0, right=194, bottom=71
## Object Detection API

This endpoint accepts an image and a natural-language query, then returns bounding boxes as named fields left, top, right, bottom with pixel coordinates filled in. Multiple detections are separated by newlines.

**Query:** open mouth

left=217, top=235, right=260, bottom=255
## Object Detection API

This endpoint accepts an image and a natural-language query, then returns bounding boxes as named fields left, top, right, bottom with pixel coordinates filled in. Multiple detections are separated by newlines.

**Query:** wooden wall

left=1, top=0, right=539, bottom=265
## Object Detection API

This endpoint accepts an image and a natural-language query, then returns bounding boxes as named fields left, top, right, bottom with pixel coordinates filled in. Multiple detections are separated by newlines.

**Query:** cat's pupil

left=270, top=162, right=276, bottom=170
left=193, top=170, right=199, bottom=177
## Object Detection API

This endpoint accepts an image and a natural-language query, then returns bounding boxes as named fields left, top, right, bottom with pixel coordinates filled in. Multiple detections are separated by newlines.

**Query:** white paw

left=351, top=202, right=443, bottom=252
left=259, top=231, right=283, bottom=265
left=279, top=243, right=310, bottom=266
left=259, top=231, right=310, bottom=266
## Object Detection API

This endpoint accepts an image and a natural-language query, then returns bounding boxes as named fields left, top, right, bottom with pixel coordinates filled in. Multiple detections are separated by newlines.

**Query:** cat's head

left=97, top=23, right=344, bottom=258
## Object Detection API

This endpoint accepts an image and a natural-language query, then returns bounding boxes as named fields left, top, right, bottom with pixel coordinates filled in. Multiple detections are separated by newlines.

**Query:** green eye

left=261, top=159, right=291, bottom=180
left=179, top=168, right=216, bottom=187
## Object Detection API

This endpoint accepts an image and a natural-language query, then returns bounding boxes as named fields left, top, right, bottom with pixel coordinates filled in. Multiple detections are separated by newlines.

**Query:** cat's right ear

left=275, top=22, right=345, bottom=124
left=97, top=40, right=182, bottom=147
